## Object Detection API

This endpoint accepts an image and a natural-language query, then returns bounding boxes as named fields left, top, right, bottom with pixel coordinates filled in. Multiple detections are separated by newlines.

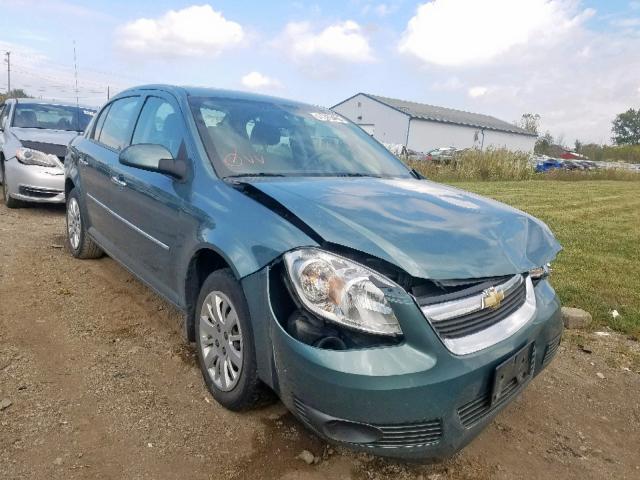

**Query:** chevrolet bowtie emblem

left=482, top=287, right=505, bottom=309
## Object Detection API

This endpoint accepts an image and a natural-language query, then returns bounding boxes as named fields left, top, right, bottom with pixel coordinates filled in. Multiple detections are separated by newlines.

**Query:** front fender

left=177, top=180, right=318, bottom=284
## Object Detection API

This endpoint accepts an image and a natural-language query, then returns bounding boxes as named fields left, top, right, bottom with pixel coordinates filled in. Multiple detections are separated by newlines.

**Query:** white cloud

left=278, top=20, right=374, bottom=63
left=611, top=17, right=640, bottom=27
left=399, top=0, right=594, bottom=66
left=240, top=71, right=282, bottom=90
left=362, top=3, right=396, bottom=17
left=118, top=4, right=244, bottom=57
left=468, top=86, right=488, bottom=98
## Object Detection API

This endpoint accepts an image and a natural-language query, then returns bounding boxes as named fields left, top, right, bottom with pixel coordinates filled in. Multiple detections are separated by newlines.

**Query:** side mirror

left=0, top=116, right=6, bottom=131
left=119, top=144, right=186, bottom=179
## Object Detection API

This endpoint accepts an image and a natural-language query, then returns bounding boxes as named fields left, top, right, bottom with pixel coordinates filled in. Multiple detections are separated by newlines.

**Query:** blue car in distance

left=64, top=85, right=562, bottom=459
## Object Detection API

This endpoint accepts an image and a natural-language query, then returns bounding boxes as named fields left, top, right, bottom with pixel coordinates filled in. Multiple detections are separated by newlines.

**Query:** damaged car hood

left=242, top=177, right=561, bottom=280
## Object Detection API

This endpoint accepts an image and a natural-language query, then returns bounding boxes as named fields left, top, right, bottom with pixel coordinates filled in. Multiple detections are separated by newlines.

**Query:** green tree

left=534, top=131, right=554, bottom=155
left=0, top=89, right=31, bottom=103
left=517, top=113, right=540, bottom=135
left=612, top=108, right=640, bottom=145
left=574, top=139, right=582, bottom=153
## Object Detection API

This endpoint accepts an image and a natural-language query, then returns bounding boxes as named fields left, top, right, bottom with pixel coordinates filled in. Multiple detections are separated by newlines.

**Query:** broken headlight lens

left=16, top=147, right=61, bottom=168
left=283, top=248, right=402, bottom=336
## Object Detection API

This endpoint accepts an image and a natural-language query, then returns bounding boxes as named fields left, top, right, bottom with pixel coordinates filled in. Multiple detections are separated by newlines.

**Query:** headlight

left=529, top=263, right=551, bottom=280
left=283, top=248, right=402, bottom=336
left=16, top=147, right=61, bottom=168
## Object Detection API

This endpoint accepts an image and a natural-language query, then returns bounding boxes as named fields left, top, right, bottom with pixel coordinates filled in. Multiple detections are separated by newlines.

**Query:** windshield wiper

left=224, top=173, right=287, bottom=179
left=331, top=172, right=383, bottom=178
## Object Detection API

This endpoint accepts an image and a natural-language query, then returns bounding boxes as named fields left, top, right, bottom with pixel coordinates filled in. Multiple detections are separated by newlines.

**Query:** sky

left=1, top=0, right=639, bottom=145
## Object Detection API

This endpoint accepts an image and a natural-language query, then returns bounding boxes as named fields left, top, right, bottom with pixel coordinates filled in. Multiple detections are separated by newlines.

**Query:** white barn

left=332, top=93, right=537, bottom=153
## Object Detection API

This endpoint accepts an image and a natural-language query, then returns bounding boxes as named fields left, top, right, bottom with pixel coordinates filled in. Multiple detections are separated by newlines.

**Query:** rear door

left=79, top=96, right=142, bottom=256
left=108, top=92, right=192, bottom=303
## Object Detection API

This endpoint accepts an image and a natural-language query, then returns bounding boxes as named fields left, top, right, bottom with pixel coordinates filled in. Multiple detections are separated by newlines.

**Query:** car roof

left=117, top=84, right=316, bottom=110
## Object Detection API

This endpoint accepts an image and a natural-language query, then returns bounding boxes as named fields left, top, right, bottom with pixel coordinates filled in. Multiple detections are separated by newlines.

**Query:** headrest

left=161, top=113, right=180, bottom=134
left=250, top=122, right=280, bottom=146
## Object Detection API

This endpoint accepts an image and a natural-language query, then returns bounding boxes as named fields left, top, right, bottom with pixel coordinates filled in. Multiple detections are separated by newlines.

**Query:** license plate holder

left=491, top=343, right=533, bottom=405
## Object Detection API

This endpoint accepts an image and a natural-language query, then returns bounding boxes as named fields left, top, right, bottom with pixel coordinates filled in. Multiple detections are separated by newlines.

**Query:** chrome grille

left=421, top=275, right=537, bottom=355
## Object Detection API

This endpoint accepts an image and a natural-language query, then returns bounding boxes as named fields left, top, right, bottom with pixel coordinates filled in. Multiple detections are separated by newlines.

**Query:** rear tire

left=1, top=160, right=24, bottom=209
left=195, top=269, right=272, bottom=411
left=66, top=188, right=103, bottom=259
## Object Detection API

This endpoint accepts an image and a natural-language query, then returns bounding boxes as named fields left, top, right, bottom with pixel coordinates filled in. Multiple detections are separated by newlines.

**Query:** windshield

left=189, top=97, right=411, bottom=178
left=12, top=103, right=96, bottom=132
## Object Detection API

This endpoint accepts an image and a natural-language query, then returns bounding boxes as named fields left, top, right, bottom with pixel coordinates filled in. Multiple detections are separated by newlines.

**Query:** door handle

left=110, top=175, right=127, bottom=187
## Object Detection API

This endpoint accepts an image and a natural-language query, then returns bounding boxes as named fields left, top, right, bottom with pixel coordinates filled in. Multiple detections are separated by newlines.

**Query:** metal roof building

left=332, top=93, right=537, bottom=153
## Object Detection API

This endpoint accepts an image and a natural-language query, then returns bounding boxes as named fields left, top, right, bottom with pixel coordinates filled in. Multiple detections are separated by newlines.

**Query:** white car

left=0, top=98, right=96, bottom=208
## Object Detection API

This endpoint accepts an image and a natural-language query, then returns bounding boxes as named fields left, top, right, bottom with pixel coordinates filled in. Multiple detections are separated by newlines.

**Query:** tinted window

left=189, top=97, right=411, bottom=179
left=91, top=104, right=111, bottom=140
left=98, top=97, right=140, bottom=151
left=12, top=103, right=96, bottom=131
left=132, top=97, right=183, bottom=157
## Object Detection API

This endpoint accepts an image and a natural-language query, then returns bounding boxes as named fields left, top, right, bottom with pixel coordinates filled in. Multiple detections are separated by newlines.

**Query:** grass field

left=452, top=180, right=640, bottom=337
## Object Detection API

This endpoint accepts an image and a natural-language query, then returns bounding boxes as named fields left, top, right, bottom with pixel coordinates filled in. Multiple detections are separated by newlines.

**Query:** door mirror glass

left=119, top=143, right=185, bottom=179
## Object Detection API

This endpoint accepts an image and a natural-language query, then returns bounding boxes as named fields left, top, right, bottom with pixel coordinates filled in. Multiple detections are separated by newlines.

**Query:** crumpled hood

left=10, top=127, right=79, bottom=146
left=245, top=177, right=561, bottom=280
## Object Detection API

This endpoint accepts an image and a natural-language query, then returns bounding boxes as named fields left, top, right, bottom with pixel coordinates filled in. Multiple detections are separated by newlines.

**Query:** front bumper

left=243, top=269, right=562, bottom=460
left=4, top=157, right=65, bottom=204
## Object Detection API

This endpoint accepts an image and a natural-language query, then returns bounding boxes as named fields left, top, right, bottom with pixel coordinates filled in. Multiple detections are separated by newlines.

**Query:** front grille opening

left=18, top=186, right=62, bottom=198
left=421, top=274, right=529, bottom=342
left=293, top=398, right=443, bottom=449
left=543, top=335, right=561, bottom=365
left=434, top=279, right=527, bottom=339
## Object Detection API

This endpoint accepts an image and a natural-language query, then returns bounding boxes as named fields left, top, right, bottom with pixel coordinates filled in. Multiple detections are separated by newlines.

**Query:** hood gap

left=230, top=181, right=325, bottom=244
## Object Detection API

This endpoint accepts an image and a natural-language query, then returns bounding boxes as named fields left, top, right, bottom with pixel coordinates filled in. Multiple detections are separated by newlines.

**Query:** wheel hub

left=67, top=198, right=81, bottom=250
left=199, top=291, right=243, bottom=392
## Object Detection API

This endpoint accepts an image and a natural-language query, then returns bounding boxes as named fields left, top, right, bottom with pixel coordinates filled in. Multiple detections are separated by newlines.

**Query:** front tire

left=66, top=188, right=103, bottom=259
left=195, top=269, right=270, bottom=411
left=1, top=159, right=24, bottom=209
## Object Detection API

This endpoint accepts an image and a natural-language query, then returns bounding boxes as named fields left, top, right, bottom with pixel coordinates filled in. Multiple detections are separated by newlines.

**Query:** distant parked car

left=65, top=85, right=562, bottom=460
left=426, top=146, right=457, bottom=163
left=535, top=158, right=563, bottom=173
left=0, top=98, right=96, bottom=207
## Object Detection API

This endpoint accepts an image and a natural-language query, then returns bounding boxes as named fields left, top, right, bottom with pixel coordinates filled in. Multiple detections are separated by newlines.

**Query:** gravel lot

left=1, top=201, right=639, bottom=480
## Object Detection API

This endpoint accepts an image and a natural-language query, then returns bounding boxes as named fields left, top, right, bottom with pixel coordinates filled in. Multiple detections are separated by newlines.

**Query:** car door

left=0, top=101, right=13, bottom=184
left=79, top=96, right=142, bottom=257
left=108, top=93, right=192, bottom=304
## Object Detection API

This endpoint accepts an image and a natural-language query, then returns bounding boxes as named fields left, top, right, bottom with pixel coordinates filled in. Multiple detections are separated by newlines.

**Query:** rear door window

left=97, top=97, right=140, bottom=151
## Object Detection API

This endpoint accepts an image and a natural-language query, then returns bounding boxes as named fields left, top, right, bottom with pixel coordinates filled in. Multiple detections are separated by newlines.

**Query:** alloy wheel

left=67, top=197, right=82, bottom=250
left=199, top=291, right=244, bottom=391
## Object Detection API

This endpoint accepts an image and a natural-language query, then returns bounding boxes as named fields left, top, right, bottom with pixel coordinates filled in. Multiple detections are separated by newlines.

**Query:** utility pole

left=4, top=51, right=10, bottom=96
left=73, top=42, right=79, bottom=109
